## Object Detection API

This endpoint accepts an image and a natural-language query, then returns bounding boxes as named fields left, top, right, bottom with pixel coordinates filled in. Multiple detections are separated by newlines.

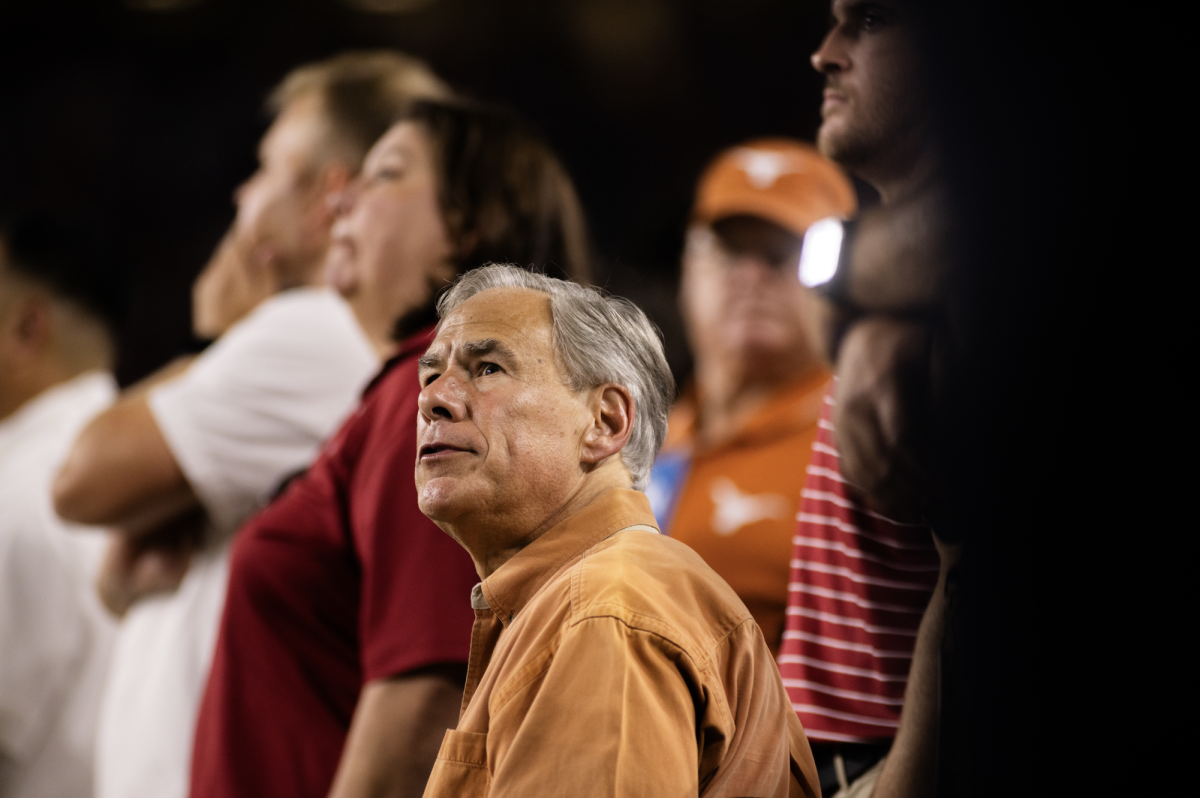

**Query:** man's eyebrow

left=417, top=351, right=443, bottom=371
left=842, top=0, right=895, bottom=21
left=462, top=338, right=516, bottom=361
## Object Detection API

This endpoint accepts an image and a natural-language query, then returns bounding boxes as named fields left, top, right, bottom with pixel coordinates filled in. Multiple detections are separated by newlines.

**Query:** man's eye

left=479, top=362, right=502, bottom=377
left=857, top=5, right=893, bottom=31
left=422, top=372, right=440, bottom=387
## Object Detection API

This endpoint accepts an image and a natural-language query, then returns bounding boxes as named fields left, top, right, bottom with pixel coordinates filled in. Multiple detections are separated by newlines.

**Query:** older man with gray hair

left=414, top=264, right=820, bottom=797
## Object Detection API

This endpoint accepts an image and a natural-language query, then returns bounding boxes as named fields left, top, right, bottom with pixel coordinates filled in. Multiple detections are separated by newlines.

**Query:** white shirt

left=0, top=371, right=117, bottom=798
left=95, top=288, right=379, bottom=798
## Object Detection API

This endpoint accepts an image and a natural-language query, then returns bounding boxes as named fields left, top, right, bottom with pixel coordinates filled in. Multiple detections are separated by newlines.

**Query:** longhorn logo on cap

left=732, top=148, right=804, bottom=189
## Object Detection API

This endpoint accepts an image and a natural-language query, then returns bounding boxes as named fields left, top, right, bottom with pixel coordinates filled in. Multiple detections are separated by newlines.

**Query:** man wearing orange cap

left=646, top=139, right=856, bottom=658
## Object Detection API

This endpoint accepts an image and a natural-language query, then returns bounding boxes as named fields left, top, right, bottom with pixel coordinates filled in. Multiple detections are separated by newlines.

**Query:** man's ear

left=581, top=384, right=635, bottom=466
left=6, top=295, right=54, bottom=360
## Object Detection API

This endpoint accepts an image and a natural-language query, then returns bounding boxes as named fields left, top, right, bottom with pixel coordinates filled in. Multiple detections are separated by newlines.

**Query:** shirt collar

left=478, top=488, right=658, bottom=626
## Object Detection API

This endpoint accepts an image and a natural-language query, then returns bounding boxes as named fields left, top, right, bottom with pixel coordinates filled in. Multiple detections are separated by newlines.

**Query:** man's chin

left=416, top=477, right=466, bottom=524
left=816, top=123, right=846, bottom=161
left=817, top=123, right=881, bottom=176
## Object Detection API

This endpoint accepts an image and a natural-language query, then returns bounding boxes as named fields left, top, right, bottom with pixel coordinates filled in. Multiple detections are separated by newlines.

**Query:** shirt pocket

left=424, top=729, right=490, bottom=797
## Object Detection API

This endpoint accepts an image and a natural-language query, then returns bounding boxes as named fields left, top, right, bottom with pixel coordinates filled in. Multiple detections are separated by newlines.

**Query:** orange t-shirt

left=647, top=369, right=830, bottom=657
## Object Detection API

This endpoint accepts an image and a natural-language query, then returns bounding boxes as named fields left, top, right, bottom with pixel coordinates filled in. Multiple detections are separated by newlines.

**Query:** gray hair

left=436, top=264, right=675, bottom=491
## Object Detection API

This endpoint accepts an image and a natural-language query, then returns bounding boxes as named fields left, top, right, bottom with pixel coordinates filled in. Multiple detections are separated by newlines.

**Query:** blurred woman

left=190, top=100, right=591, bottom=798
left=329, top=99, right=590, bottom=355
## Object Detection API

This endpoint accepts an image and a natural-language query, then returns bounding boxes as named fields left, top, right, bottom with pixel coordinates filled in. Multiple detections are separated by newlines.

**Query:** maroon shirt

left=191, top=327, right=478, bottom=798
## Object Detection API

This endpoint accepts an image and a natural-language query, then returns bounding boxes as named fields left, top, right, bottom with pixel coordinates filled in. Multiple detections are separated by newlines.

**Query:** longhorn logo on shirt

left=710, top=477, right=790, bottom=535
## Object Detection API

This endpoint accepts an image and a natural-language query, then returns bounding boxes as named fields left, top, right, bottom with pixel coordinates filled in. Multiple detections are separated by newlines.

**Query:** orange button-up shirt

left=422, top=489, right=819, bottom=798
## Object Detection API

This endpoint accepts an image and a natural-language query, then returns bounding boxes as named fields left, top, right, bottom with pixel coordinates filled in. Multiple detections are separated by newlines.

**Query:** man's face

left=680, top=216, right=813, bottom=376
left=327, top=121, right=455, bottom=345
left=232, top=92, right=332, bottom=276
left=812, top=0, right=924, bottom=182
left=415, top=288, right=593, bottom=540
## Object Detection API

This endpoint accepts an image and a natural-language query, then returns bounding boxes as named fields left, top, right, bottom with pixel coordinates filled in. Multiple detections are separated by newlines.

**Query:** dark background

left=0, top=0, right=845, bottom=386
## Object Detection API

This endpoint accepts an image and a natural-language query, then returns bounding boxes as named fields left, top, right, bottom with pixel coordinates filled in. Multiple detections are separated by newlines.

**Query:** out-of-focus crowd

left=1, top=2, right=1046, bottom=796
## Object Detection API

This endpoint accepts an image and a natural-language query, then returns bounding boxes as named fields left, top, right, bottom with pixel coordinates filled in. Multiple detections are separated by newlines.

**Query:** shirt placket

left=460, top=583, right=504, bottom=720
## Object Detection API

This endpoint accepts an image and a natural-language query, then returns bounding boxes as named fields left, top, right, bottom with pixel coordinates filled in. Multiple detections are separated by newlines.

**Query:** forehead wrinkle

left=436, top=288, right=561, bottom=377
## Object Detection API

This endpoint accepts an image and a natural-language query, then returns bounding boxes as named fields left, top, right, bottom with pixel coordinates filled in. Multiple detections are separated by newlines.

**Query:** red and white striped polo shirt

left=777, top=382, right=940, bottom=743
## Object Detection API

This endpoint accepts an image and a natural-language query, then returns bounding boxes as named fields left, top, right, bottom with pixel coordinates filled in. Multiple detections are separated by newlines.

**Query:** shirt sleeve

left=148, top=289, right=378, bottom=538
left=487, top=616, right=700, bottom=798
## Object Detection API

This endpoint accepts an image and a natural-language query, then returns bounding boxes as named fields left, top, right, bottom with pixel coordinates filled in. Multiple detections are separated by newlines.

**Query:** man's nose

left=418, top=372, right=467, bottom=423
left=811, top=28, right=848, bottom=74
left=728, top=251, right=784, bottom=283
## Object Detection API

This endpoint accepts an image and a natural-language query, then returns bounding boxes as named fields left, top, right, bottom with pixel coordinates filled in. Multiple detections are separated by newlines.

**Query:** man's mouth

left=822, top=87, right=848, bottom=109
left=419, top=442, right=473, bottom=460
left=820, top=96, right=848, bottom=123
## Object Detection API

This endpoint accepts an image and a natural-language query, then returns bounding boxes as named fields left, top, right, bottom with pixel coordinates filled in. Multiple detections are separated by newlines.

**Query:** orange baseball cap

left=691, top=138, right=857, bottom=235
